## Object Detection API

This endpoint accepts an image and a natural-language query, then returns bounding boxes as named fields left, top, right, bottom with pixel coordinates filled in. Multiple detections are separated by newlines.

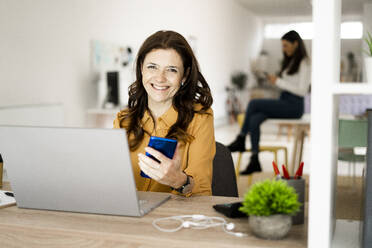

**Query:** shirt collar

left=160, top=105, right=178, bottom=127
left=141, top=105, right=178, bottom=128
left=141, top=110, right=151, bottom=127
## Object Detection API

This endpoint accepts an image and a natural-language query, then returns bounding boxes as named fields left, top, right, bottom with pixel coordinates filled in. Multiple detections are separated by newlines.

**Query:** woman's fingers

left=138, top=160, right=162, bottom=180
left=172, top=143, right=182, bottom=163
left=138, top=144, right=183, bottom=187
left=144, top=147, right=168, bottom=163
left=138, top=153, right=170, bottom=181
left=138, top=153, right=160, bottom=169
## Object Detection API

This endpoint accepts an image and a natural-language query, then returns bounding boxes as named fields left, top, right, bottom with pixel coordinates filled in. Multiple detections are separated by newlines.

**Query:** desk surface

left=0, top=183, right=307, bottom=248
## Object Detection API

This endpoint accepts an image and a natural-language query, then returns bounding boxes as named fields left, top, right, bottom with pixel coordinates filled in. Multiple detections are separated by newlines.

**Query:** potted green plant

left=364, top=31, right=372, bottom=83
left=231, top=72, right=247, bottom=90
left=239, top=179, right=301, bottom=240
left=226, top=72, right=248, bottom=123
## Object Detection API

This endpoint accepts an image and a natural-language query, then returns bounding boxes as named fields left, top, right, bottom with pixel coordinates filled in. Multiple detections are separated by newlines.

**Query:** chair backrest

left=339, top=119, right=368, bottom=148
left=212, top=142, right=239, bottom=197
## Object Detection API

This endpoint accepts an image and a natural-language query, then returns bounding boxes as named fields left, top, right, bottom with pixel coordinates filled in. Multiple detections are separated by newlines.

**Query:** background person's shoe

left=240, top=154, right=262, bottom=175
left=227, top=135, right=246, bottom=152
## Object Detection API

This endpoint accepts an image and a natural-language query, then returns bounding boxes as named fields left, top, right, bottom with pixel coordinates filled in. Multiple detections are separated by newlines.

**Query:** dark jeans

left=241, top=91, right=304, bottom=153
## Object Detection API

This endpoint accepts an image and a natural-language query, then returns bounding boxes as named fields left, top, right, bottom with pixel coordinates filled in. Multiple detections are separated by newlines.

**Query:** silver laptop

left=0, top=126, right=170, bottom=216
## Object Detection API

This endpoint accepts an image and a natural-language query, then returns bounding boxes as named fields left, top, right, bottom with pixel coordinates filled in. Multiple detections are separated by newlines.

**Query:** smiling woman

left=141, top=49, right=185, bottom=117
left=113, top=30, right=215, bottom=196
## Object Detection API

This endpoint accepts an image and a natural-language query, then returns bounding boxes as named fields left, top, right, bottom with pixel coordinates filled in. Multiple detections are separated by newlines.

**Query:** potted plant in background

left=364, top=31, right=372, bottom=83
left=239, top=179, right=301, bottom=240
left=231, top=71, right=248, bottom=91
left=226, top=72, right=248, bottom=123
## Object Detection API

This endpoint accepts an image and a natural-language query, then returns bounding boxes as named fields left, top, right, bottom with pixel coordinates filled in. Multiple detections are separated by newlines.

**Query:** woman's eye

left=147, top=65, right=157, bottom=70
left=168, top=68, right=178, bottom=73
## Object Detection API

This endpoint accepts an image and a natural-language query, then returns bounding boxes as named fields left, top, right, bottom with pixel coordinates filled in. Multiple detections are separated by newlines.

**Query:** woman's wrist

left=173, top=172, right=188, bottom=189
left=172, top=172, right=194, bottom=195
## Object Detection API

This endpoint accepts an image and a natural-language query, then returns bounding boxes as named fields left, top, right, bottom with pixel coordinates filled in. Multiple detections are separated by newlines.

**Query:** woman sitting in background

left=228, top=30, right=311, bottom=175
left=114, top=30, right=215, bottom=196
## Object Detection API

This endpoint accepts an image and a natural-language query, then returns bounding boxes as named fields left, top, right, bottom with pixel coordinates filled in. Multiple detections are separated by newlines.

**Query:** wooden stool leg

left=291, top=125, right=300, bottom=176
left=287, top=124, right=293, bottom=141
left=247, top=175, right=253, bottom=187
left=284, top=148, right=288, bottom=169
left=297, top=128, right=306, bottom=172
left=236, top=152, right=243, bottom=179
left=277, top=124, right=283, bottom=139
left=306, top=126, right=310, bottom=140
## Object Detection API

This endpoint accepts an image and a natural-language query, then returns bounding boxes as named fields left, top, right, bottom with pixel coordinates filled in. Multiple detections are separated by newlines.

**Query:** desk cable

left=152, top=214, right=246, bottom=237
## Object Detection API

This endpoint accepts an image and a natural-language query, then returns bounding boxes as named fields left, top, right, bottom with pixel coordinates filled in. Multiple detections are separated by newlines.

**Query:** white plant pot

left=366, top=57, right=372, bottom=83
left=249, top=214, right=292, bottom=240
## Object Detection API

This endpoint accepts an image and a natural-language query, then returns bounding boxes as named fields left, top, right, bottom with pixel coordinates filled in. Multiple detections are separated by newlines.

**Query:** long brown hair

left=117, top=30, right=213, bottom=151
left=280, top=30, right=308, bottom=76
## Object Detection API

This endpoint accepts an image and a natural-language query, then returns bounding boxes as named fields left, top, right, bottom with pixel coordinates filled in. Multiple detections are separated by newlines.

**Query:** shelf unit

left=309, top=1, right=372, bottom=247
left=332, top=83, right=372, bottom=95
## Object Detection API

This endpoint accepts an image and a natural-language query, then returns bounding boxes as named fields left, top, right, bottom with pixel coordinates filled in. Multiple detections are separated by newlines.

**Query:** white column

left=308, top=0, right=341, bottom=247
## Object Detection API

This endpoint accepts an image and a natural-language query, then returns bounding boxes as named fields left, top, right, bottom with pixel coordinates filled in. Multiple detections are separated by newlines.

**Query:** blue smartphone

left=140, top=136, right=178, bottom=178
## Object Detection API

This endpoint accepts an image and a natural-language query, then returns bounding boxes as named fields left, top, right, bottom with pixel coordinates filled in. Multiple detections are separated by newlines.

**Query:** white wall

left=363, top=3, right=372, bottom=46
left=0, top=0, right=262, bottom=127
left=260, top=15, right=363, bottom=81
left=262, top=39, right=362, bottom=79
left=363, top=3, right=372, bottom=82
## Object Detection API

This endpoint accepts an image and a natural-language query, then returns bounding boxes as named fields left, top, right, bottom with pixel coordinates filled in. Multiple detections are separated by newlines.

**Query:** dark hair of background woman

left=118, top=30, right=213, bottom=151
left=280, top=30, right=308, bottom=76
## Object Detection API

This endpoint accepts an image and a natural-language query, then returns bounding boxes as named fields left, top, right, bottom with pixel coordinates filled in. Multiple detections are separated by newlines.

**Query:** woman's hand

left=137, top=143, right=187, bottom=188
left=267, top=74, right=278, bottom=85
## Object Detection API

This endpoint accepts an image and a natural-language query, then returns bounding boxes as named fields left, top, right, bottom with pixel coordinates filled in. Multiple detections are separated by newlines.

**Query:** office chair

left=338, top=119, right=367, bottom=188
left=212, top=142, right=239, bottom=197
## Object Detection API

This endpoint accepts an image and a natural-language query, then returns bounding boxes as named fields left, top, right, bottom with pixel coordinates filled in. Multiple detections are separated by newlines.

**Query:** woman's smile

left=151, top=83, right=170, bottom=91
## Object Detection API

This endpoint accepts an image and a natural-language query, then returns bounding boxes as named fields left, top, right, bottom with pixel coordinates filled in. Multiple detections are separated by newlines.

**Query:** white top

left=276, top=58, right=311, bottom=97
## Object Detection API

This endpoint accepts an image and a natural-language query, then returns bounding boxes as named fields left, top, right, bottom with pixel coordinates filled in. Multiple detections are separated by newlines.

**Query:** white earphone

left=152, top=214, right=246, bottom=237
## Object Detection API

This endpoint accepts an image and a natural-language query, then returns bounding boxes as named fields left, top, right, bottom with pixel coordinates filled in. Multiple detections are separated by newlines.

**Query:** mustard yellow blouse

left=113, top=105, right=216, bottom=196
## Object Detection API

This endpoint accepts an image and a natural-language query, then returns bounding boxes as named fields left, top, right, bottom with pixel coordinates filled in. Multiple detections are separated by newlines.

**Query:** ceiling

left=235, top=0, right=369, bottom=17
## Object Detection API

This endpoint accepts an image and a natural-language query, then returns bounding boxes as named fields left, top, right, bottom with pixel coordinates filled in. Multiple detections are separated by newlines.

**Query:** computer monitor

left=106, top=71, right=119, bottom=106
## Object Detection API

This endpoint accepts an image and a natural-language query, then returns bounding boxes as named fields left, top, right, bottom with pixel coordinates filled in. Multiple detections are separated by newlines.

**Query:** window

left=264, top=21, right=363, bottom=39
left=341, top=22, right=363, bottom=39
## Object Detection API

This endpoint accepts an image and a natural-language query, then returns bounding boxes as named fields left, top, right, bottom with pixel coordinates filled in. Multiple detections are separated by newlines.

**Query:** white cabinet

left=86, top=108, right=119, bottom=128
